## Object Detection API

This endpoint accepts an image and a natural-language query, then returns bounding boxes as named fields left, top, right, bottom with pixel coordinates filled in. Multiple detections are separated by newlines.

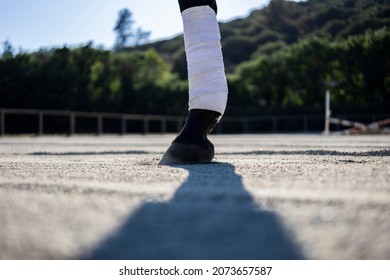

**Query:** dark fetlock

left=178, top=0, right=218, bottom=14
left=159, top=109, right=220, bottom=165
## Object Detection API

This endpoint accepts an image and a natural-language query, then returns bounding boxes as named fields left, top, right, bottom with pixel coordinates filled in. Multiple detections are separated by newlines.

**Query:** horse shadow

left=88, top=163, right=303, bottom=259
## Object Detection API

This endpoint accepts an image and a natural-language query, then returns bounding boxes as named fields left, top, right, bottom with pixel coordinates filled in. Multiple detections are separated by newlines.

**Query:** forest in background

left=1, top=0, right=389, bottom=118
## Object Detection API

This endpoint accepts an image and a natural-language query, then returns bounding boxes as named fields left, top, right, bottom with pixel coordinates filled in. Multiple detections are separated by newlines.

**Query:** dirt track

left=0, top=134, right=389, bottom=259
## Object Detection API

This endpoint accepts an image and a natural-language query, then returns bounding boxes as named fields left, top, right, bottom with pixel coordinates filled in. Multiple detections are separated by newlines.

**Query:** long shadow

left=221, top=149, right=390, bottom=157
left=29, top=150, right=148, bottom=156
left=88, top=163, right=303, bottom=260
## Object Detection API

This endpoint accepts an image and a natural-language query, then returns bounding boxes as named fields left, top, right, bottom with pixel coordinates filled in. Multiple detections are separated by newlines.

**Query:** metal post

left=121, top=116, right=127, bottom=135
left=0, top=109, right=5, bottom=136
left=272, top=117, right=278, bottom=133
left=303, top=116, right=308, bottom=133
left=242, top=118, right=249, bottom=134
left=38, top=112, right=44, bottom=136
left=324, top=90, right=331, bottom=135
left=70, top=114, right=75, bottom=135
left=161, top=118, right=167, bottom=134
left=143, top=118, right=149, bottom=134
left=97, top=115, right=103, bottom=135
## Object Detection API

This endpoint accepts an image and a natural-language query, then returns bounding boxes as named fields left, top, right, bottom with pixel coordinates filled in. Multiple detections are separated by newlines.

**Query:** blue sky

left=0, top=0, right=281, bottom=52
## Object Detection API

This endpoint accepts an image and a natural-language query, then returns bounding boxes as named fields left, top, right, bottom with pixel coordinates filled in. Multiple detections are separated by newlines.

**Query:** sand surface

left=0, top=134, right=389, bottom=259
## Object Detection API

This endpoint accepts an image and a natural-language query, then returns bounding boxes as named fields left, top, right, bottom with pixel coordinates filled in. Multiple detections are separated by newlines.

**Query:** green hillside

left=136, top=0, right=390, bottom=76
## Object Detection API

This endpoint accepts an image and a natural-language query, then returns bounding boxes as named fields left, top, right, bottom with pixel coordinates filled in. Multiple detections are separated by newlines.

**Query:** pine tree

left=113, top=8, right=134, bottom=51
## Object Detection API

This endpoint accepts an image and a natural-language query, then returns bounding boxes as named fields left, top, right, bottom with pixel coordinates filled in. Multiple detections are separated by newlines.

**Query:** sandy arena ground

left=0, top=134, right=389, bottom=260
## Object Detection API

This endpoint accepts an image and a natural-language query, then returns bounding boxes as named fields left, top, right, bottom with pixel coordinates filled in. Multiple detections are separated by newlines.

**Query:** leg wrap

left=181, top=5, right=228, bottom=115
left=178, top=0, right=217, bottom=14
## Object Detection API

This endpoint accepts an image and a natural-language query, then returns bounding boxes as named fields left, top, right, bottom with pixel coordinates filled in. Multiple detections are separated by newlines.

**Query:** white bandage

left=182, top=6, right=228, bottom=115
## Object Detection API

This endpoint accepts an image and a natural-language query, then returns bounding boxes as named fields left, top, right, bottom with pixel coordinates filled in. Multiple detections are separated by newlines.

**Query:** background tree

left=1, top=40, right=14, bottom=58
left=135, top=27, right=151, bottom=46
left=113, top=8, right=151, bottom=50
left=113, top=8, right=135, bottom=51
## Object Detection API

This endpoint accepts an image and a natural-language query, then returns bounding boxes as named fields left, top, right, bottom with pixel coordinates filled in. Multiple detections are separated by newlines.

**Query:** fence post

left=97, top=114, right=103, bottom=135
left=272, top=117, right=278, bottom=133
left=143, top=118, right=149, bottom=134
left=242, top=118, right=249, bottom=133
left=323, top=90, right=331, bottom=135
left=303, top=116, right=308, bottom=133
left=38, top=112, right=44, bottom=136
left=161, top=118, right=167, bottom=134
left=0, top=109, right=5, bottom=136
left=70, top=113, right=75, bottom=135
left=121, top=116, right=127, bottom=135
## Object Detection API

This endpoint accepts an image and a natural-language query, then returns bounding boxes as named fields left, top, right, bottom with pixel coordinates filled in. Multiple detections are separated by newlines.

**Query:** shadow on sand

left=29, top=150, right=148, bottom=156
left=221, top=149, right=390, bottom=157
left=88, top=163, right=303, bottom=260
